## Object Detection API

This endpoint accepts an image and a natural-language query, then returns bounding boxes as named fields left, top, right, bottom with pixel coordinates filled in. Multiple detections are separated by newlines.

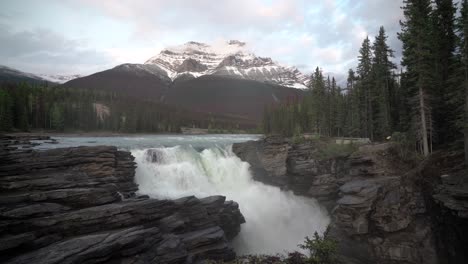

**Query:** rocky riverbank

left=0, top=135, right=245, bottom=263
left=233, top=136, right=468, bottom=264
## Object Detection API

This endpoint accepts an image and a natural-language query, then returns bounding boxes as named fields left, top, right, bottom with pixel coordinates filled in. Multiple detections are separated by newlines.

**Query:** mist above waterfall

left=133, top=144, right=329, bottom=254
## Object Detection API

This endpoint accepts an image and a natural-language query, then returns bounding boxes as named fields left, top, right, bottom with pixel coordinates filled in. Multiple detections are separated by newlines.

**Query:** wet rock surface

left=0, top=134, right=245, bottom=264
left=233, top=136, right=444, bottom=264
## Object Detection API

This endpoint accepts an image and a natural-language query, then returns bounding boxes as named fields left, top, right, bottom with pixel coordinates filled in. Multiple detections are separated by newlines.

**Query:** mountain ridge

left=0, top=65, right=81, bottom=85
left=144, top=40, right=310, bottom=89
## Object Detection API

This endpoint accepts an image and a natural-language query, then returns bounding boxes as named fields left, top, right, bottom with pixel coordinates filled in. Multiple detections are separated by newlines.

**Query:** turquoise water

left=34, top=134, right=261, bottom=150
left=35, top=134, right=329, bottom=255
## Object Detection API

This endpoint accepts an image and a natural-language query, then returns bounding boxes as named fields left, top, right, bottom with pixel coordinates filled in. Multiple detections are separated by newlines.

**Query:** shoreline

left=4, top=131, right=262, bottom=137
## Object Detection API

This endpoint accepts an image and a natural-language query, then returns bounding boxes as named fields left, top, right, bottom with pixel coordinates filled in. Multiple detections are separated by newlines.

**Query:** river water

left=36, top=134, right=330, bottom=255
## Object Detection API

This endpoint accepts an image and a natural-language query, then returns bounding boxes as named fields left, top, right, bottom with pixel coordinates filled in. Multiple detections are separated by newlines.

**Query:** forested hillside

left=0, top=83, right=257, bottom=133
left=264, top=0, right=468, bottom=158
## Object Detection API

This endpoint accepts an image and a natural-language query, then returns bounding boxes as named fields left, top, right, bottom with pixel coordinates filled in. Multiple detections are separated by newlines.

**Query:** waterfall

left=132, top=144, right=330, bottom=255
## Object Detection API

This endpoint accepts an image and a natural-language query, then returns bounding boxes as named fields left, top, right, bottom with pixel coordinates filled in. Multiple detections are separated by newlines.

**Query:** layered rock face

left=419, top=149, right=468, bottom=264
left=233, top=136, right=438, bottom=264
left=0, top=135, right=245, bottom=263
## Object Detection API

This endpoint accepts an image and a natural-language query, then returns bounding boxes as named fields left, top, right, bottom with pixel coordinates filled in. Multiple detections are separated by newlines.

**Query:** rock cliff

left=0, top=135, right=245, bottom=263
left=233, top=136, right=467, bottom=264
left=419, top=149, right=468, bottom=264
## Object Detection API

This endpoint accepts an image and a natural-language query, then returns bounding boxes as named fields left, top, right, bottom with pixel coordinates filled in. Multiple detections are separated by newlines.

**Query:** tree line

left=0, top=82, right=251, bottom=133
left=264, top=0, right=468, bottom=159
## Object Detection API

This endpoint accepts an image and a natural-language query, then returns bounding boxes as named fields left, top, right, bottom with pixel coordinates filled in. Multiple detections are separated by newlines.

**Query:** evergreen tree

left=310, top=67, right=326, bottom=135
left=0, top=89, right=13, bottom=131
left=357, top=36, right=373, bottom=139
left=346, top=69, right=360, bottom=136
left=372, top=26, right=396, bottom=140
left=458, top=0, right=468, bottom=167
left=335, top=85, right=346, bottom=137
left=50, top=103, right=65, bottom=131
left=399, top=0, right=434, bottom=156
left=432, top=0, right=457, bottom=144
left=325, top=76, right=332, bottom=136
left=261, top=0, right=467, bottom=157
left=330, top=77, right=339, bottom=136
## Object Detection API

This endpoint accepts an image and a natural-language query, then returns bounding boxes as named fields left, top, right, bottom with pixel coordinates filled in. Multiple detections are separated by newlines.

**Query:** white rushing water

left=132, top=144, right=330, bottom=255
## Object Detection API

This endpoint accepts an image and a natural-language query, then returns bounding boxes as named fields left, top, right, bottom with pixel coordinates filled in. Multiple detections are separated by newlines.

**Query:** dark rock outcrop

left=419, top=149, right=468, bottom=264
left=232, top=135, right=290, bottom=187
left=233, top=137, right=439, bottom=264
left=0, top=135, right=245, bottom=263
left=176, top=58, right=208, bottom=73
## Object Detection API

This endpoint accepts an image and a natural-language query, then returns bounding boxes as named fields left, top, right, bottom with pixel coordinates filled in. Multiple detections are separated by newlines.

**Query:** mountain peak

left=186, top=41, right=206, bottom=45
left=144, top=40, right=308, bottom=89
left=227, top=40, right=246, bottom=46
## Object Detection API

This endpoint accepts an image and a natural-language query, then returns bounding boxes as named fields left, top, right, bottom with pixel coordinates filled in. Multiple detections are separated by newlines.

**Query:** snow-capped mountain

left=39, top=74, right=82, bottom=84
left=64, top=42, right=307, bottom=123
left=0, top=65, right=81, bottom=85
left=145, top=40, right=309, bottom=89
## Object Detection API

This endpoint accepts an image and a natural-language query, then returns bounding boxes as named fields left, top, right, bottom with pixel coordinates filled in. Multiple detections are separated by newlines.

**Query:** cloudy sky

left=0, top=0, right=404, bottom=78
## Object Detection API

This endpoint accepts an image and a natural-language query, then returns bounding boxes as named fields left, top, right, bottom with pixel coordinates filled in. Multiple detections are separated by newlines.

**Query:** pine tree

left=459, top=0, right=468, bottom=167
left=432, top=0, right=457, bottom=144
left=346, top=69, right=360, bottom=136
left=372, top=26, right=397, bottom=140
left=0, top=89, right=13, bottom=131
left=310, top=67, right=326, bottom=135
left=399, top=0, right=434, bottom=156
left=50, top=103, right=65, bottom=131
left=335, top=85, right=346, bottom=137
left=330, top=77, right=339, bottom=136
left=325, top=76, right=332, bottom=136
left=357, top=37, right=373, bottom=139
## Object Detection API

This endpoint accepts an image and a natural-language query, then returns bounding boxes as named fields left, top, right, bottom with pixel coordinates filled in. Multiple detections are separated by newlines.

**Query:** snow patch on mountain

left=144, top=40, right=309, bottom=89
left=39, top=74, right=83, bottom=84
left=0, top=65, right=83, bottom=84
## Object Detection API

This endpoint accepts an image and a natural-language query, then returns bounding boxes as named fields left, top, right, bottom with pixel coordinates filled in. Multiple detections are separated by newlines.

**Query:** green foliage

left=0, top=89, right=13, bottom=131
left=299, top=227, right=339, bottom=264
left=372, top=26, right=396, bottom=140
left=399, top=0, right=434, bottom=156
left=50, top=103, right=65, bottom=131
left=391, top=132, right=412, bottom=156
left=457, top=0, right=468, bottom=168
left=357, top=37, right=374, bottom=140
left=431, top=0, right=458, bottom=144
left=262, top=0, right=468, bottom=159
left=390, top=132, right=422, bottom=164
left=0, top=82, right=252, bottom=133
left=263, top=69, right=346, bottom=138
left=292, top=134, right=305, bottom=145
left=314, top=142, right=358, bottom=160
left=263, top=28, right=399, bottom=142
left=221, top=230, right=340, bottom=264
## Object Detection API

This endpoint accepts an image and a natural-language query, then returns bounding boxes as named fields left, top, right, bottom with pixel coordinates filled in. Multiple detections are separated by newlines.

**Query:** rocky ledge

left=0, top=135, right=245, bottom=263
left=233, top=136, right=468, bottom=264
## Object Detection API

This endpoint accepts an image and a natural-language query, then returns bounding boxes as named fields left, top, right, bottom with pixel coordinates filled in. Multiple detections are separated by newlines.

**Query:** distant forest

left=263, top=0, right=468, bottom=158
left=0, top=83, right=256, bottom=133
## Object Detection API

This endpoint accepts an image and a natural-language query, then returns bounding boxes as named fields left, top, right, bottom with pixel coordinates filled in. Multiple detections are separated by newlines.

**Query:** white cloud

left=0, top=24, right=114, bottom=74
left=2, top=0, right=405, bottom=78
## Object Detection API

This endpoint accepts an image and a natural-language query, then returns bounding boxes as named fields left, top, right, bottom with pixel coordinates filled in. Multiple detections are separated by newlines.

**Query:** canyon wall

left=233, top=136, right=467, bottom=264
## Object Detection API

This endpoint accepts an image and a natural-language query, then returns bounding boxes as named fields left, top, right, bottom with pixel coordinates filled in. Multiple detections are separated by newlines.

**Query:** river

left=35, top=134, right=330, bottom=255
